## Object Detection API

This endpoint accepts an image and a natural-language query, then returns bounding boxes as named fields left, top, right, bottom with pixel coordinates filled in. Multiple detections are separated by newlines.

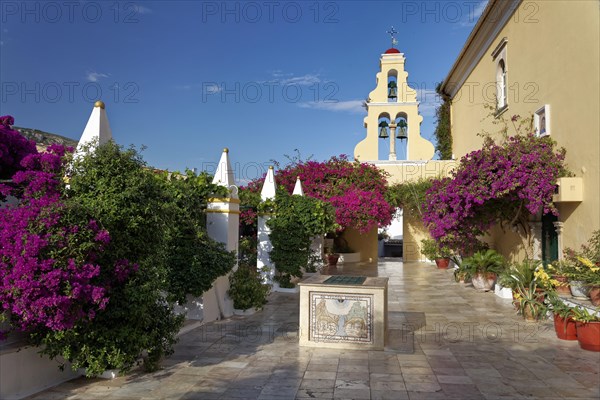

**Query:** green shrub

left=267, top=190, right=336, bottom=288
left=462, top=249, right=506, bottom=278
left=228, top=266, right=270, bottom=311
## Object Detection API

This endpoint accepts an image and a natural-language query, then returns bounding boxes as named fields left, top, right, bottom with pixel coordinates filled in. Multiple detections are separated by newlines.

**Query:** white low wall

left=338, top=252, right=361, bottom=263
left=1, top=341, right=79, bottom=400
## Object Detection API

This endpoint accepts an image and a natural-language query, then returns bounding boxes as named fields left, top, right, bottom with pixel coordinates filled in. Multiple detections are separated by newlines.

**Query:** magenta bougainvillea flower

left=243, top=155, right=394, bottom=234
left=0, top=116, right=136, bottom=337
left=423, top=132, right=567, bottom=253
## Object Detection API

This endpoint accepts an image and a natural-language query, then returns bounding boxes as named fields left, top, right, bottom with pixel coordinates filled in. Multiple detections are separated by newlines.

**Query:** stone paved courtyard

left=27, top=260, right=600, bottom=400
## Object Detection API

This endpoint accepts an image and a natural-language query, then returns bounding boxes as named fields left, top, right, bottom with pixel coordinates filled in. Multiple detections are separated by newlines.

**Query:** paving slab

left=25, top=260, right=600, bottom=399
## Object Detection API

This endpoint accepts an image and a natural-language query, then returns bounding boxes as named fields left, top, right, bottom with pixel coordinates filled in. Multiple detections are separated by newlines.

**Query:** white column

left=529, top=222, right=543, bottom=260
left=389, top=123, right=397, bottom=161
left=553, top=221, right=564, bottom=260
left=203, top=148, right=240, bottom=320
left=258, top=166, right=276, bottom=284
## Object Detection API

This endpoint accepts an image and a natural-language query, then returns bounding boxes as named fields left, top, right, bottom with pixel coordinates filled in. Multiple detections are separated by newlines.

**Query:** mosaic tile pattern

left=310, top=292, right=372, bottom=344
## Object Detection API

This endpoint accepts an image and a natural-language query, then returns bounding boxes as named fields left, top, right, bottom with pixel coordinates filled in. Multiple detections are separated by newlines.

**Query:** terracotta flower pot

left=553, top=314, right=577, bottom=340
left=552, top=275, right=571, bottom=297
left=435, top=258, right=450, bottom=269
left=326, top=254, right=339, bottom=267
left=471, top=272, right=496, bottom=291
left=588, top=286, right=600, bottom=306
left=575, top=321, right=600, bottom=352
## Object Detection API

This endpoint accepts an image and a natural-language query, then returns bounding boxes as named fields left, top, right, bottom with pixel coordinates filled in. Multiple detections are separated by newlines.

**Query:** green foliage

left=158, top=170, right=235, bottom=304
left=562, top=230, right=600, bottom=286
left=508, top=260, right=548, bottom=320
left=420, top=238, right=452, bottom=260
left=498, top=259, right=540, bottom=291
left=514, top=285, right=547, bottom=321
left=547, top=293, right=576, bottom=319
left=434, top=82, right=452, bottom=160
left=461, top=249, right=506, bottom=278
left=35, top=142, right=234, bottom=375
left=34, top=141, right=184, bottom=374
left=386, top=178, right=433, bottom=219
left=570, top=306, right=600, bottom=323
left=268, top=190, right=336, bottom=288
left=164, top=228, right=236, bottom=304
left=228, top=265, right=270, bottom=311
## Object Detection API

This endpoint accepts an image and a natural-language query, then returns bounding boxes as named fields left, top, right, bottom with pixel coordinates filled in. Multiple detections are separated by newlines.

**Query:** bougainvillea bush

left=423, top=122, right=568, bottom=254
left=242, top=155, right=394, bottom=234
left=0, top=115, right=37, bottom=181
left=1, top=117, right=234, bottom=376
left=0, top=143, right=114, bottom=337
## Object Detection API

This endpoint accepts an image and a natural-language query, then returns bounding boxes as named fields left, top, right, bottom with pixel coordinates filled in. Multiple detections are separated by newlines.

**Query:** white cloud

left=86, top=71, right=109, bottom=82
left=460, top=0, right=488, bottom=27
left=298, top=100, right=365, bottom=114
left=268, top=71, right=321, bottom=86
left=279, top=74, right=321, bottom=86
left=203, top=83, right=222, bottom=94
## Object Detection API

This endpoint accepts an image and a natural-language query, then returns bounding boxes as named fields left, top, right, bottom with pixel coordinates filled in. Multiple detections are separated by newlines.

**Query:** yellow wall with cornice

left=448, top=0, right=599, bottom=255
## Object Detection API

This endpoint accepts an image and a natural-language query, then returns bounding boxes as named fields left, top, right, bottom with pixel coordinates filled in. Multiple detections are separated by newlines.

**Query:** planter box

left=494, top=284, right=513, bottom=299
left=233, top=307, right=258, bottom=316
left=272, top=283, right=300, bottom=293
left=338, top=252, right=361, bottom=263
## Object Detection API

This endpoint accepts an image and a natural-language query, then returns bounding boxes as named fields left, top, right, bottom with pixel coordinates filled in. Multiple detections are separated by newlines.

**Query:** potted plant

left=547, top=295, right=577, bottom=340
left=562, top=231, right=600, bottom=303
left=569, top=255, right=600, bottom=305
left=461, top=249, right=506, bottom=291
left=325, top=246, right=340, bottom=267
left=228, top=265, right=271, bottom=313
left=495, top=269, right=515, bottom=299
left=571, top=306, right=600, bottom=352
left=514, top=282, right=548, bottom=322
left=420, top=238, right=452, bottom=269
left=503, top=259, right=555, bottom=309
left=547, top=259, right=573, bottom=297
left=453, top=265, right=471, bottom=284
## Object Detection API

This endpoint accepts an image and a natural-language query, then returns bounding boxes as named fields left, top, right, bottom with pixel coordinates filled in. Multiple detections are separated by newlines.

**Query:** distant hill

left=14, top=126, right=78, bottom=150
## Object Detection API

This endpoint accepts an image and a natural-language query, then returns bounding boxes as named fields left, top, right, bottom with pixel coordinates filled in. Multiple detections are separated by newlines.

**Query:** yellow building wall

left=343, top=227, right=378, bottom=264
left=450, top=0, right=600, bottom=255
left=376, top=161, right=458, bottom=261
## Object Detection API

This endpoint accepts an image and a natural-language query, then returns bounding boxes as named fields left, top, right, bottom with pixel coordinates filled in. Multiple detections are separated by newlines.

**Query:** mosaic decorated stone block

left=299, top=275, right=388, bottom=350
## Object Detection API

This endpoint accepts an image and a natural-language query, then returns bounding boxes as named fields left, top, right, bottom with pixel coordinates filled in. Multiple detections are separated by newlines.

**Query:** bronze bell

left=396, top=120, right=408, bottom=140
left=388, top=81, right=397, bottom=99
left=378, top=120, right=389, bottom=139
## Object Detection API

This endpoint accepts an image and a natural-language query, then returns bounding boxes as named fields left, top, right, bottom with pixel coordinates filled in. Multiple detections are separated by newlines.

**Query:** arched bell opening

left=394, top=113, right=408, bottom=160
left=377, top=113, right=391, bottom=160
left=387, top=70, right=398, bottom=103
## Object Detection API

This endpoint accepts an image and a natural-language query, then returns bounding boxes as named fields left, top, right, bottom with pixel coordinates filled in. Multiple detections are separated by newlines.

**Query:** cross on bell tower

left=387, top=26, right=399, bottom=48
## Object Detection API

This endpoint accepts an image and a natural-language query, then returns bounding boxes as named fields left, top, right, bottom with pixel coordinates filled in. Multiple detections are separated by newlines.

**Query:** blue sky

left=0, top=0, right=486, bottom=183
